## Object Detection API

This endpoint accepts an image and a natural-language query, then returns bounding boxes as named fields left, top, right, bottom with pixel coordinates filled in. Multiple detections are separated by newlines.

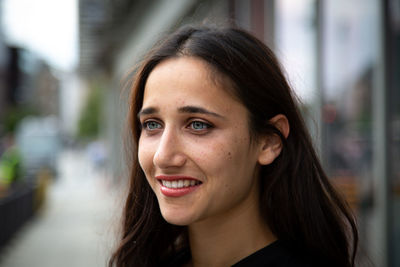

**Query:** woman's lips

left=155, top=175, right=202, bottom=197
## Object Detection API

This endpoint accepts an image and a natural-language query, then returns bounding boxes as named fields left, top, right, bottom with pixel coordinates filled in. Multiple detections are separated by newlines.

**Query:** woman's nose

left=153, top=128, right=186, bottom=169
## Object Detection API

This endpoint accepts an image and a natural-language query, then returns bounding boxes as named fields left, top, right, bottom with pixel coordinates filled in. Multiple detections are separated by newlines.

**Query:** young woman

left=109, top=25, right=358, bottom=267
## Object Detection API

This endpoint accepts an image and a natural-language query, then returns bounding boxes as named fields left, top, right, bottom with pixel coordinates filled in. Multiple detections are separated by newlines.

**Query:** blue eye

left=143, top=121, right=161, bottom=130
left=190, top=121, right=211, bottom=130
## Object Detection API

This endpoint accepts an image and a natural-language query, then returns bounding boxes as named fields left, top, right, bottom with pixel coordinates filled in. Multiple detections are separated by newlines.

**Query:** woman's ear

left=257, top=114, right=290, bottom=165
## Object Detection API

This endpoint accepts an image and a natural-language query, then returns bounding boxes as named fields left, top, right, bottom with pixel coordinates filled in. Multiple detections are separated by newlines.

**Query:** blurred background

left=0, top=0, right=398, bottom=266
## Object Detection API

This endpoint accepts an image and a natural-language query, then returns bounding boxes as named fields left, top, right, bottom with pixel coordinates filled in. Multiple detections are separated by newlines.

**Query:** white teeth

left=161, top=179, right=200, bottom=189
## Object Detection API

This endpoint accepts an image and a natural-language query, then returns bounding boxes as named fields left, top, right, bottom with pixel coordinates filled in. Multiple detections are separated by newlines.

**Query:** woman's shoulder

left=231, top=240, right=316, bottom=267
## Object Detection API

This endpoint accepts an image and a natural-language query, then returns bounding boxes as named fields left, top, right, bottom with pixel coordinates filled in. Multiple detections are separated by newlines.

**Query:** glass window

left=275, top=0, right=317, bottom=105
left=321, top=0, right=379, bottom=261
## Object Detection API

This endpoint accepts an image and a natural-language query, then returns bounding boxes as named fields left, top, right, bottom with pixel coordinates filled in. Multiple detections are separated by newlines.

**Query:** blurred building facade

left=78, top=0, right=400, bottom=266
left=0, top=46, right=60, bottom=133
left=0, top=2, right=7, bottom=119
left=0, top=1, right=62, bottom=252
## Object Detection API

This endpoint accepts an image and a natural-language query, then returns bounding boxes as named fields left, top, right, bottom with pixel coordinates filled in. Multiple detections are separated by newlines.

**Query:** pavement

left=0, top=148, right=122, bottom=267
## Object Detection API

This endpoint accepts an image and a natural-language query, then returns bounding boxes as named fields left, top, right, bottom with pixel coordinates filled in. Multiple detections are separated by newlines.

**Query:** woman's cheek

left=194, top=141, right=231, bottom=170
left=138, top=140, right=153, bottom=174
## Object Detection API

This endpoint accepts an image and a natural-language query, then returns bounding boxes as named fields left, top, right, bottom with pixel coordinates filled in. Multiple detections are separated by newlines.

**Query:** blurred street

left=0, top=148, right=118, bottom=267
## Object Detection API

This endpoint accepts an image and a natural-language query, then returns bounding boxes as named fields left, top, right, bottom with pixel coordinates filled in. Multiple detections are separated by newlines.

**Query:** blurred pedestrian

left=110, top=25, right=358, bottom=267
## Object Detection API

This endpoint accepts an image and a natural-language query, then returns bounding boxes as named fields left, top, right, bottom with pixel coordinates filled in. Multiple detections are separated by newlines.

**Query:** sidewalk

left=0, top=149, right=121, bottom=267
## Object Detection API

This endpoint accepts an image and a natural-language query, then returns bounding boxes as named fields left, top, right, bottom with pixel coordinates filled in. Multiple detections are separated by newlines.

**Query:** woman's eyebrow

left=178, top=105, right=225, bottom=119
left=138, top=105, right=225, bottom=119
left=137, top=107, right=158, bottom=118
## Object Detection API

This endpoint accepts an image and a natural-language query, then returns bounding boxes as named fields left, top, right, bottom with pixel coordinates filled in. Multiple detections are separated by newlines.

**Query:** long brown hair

left=109, top=25, right=358, bottom=267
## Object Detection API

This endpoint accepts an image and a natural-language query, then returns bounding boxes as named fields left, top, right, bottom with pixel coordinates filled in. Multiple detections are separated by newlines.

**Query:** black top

left=166, top=240, right=315, bottom=267
left=232, top=240, right=313, bottom=267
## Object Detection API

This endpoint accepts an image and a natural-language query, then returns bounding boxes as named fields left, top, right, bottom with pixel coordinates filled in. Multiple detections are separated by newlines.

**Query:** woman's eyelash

left=141, top=120, right=162, bottom=130
left=140, top=119, right=214, bottom=132
left=188, top=120, right=213, bottom=130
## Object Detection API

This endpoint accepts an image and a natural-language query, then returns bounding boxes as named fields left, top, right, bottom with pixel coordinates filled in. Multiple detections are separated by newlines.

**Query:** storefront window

left=275, top=0, right=320, bottom=149
left=321, top=0, right=379, bottom=259
left=275, top=0, right=316, bottom=105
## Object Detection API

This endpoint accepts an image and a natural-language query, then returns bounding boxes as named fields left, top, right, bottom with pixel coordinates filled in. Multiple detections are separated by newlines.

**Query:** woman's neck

left=187, top=198, right=276, bottom=267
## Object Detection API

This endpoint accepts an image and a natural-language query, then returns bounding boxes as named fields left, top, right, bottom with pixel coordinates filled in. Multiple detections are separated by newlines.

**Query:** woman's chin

left=161, top=210, right=196, bottom=226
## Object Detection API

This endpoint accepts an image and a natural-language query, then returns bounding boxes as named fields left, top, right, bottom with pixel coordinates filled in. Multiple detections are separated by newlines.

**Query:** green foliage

left=77, top=85, right=103, bottom=139
left=0, top=146, right=22, bottom=185
left=1, top=106, right=38, bottom=134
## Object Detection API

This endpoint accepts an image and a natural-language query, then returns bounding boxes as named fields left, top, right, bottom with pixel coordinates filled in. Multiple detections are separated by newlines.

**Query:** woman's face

left=138, top=57, right=264, bottom=226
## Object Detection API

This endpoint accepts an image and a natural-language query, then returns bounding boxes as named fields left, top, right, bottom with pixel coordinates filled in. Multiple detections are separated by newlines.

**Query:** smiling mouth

left=156, top=175, right=202, bottom=189
left=156, top=176, right=202, bottom=197
left=160, top=179, right=202, bottom=189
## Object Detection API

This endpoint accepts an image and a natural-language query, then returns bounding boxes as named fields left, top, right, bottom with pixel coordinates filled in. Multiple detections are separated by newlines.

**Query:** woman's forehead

left=144, top=57, right=240, bottom=102
left=141, top=57, right=246, bottom=118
